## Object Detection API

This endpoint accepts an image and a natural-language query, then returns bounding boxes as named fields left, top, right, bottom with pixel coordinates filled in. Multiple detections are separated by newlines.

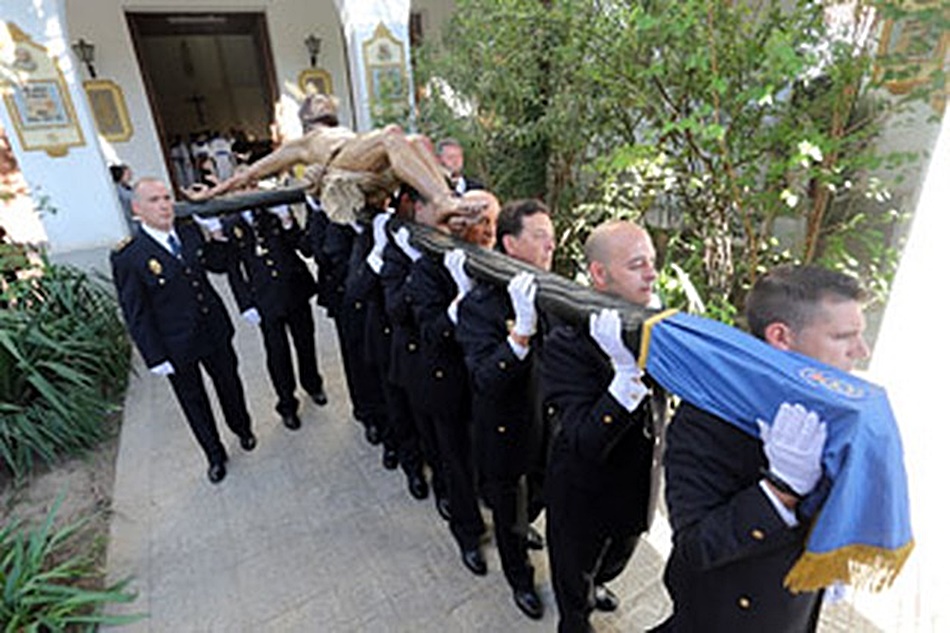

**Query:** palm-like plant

left=0, top=260, right=130, bottom=481
left=0, top=495, right=141, bottom=631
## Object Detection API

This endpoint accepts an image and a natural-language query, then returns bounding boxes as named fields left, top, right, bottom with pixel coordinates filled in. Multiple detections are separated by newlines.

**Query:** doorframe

left=125, top=11, right=279, bottom=195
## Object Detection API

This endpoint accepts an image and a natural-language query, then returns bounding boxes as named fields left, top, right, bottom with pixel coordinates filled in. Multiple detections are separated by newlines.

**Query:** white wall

left=0, top=0, right=128, bottom=254
left=866, top=104, right=948, bottom=633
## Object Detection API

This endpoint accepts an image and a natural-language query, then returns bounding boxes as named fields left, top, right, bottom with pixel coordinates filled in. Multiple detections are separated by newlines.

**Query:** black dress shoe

left=207, top=462, right=227, bottom=484
left=461, top=547, right=487, bottom=576
left=364, top=423, right=382, bottom=445
left=594, top=584, right=619, bottom=612
left=282, top=413, right=302, bottom=430
left=382, top=447, right=399, bottom=470
left=407, top=472, right=429, bottom=500
left=308, top=386, right=328, bottom=406
left=435, top=495, right=452, bottom=522
left=239, top=433, right=257, bottom=452
left=513, top=587, right=543, bottom=620
left=526, top=525, right=545, bottom=550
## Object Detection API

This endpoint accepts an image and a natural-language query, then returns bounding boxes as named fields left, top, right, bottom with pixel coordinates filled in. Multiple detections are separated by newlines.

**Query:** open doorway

left=127, top=12, right=278, bottom=193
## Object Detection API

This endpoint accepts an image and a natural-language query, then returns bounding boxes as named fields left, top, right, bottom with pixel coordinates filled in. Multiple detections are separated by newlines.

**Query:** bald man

left=540, top=221, right=667, bottom=632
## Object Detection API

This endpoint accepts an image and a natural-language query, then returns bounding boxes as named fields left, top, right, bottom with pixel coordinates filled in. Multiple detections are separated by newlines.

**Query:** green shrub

left=0, top=495, right=141, bottom=631
left=0, top=260, right=130, bottom=481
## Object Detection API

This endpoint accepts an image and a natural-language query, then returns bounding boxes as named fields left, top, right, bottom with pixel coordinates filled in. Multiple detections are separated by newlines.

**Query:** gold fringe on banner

left=638, top=309, right=680, bottom=371
left=784, top=540, right=915, bottom=593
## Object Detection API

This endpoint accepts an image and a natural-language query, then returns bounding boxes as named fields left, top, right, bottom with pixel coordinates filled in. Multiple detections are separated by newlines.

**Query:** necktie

left=168, top=234, right=182, bottom=258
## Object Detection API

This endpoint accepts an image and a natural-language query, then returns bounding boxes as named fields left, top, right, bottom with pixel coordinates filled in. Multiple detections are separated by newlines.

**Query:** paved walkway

left=104, top=275, right=672, bottom=632
left=103, top=273, right=878, bottom=632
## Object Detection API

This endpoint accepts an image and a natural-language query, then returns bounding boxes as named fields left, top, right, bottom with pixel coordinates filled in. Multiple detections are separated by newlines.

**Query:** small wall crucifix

left=186, top=93, right=207, bottom=126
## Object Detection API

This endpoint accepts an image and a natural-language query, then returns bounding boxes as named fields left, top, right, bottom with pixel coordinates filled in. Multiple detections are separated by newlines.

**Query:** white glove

left=268, top=204, right=293, bottom=226
left=507, top=271, right=538, bottom=337
left=371, top=211, right=391, bottom=252
left=444, top=249, right=473, bottom=296
left=589, top=309, right=636, bottom=368
left=590, top=309, right=649, bottom=411
left=192, top=214, right=222, bottom=235
left=149, top=361, right=175, bottom=376
left=242, top=308, right=261, bottom=326
left=366, top=211, right=391, bottom=273
left=447, top=293, right=464, bottom=325
left=393, top=227, right=422, bottom=262
left=757, top=403, right=827, bottom=496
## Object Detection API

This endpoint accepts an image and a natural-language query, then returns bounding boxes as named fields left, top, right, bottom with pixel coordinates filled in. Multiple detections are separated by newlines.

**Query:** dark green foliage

left=417, top=0, right=946, bottom=319
left=0, top=259, right=130, bottom=481
left=0, top=495, right=141, bottom=631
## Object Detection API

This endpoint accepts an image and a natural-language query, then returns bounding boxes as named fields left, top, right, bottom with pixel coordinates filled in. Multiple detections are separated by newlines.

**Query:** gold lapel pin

left=148, top=258, right=163, bottom=275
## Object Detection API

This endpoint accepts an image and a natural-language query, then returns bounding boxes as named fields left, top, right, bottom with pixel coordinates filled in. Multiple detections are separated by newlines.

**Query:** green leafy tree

left=417, top=0, right=946, bottom=318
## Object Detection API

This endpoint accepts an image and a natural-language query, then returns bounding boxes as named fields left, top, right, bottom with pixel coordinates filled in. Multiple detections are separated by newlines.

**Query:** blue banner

left=642, top=311, right=913, bottom=591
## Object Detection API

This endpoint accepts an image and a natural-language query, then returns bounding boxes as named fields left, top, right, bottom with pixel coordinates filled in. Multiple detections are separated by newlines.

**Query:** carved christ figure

left=187, top=94, right=482, bottom=230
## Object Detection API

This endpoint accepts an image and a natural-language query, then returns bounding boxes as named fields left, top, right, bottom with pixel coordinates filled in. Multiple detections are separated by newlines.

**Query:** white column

left=334, top=0, right=413, bottom=132
left=0, top=0, right=125, bottom=254
left=865, top=113, right=948, bottom=629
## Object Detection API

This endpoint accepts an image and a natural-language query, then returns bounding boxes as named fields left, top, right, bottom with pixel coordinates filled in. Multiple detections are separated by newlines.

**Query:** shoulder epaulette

left=113, top=236, right=133, bottom=252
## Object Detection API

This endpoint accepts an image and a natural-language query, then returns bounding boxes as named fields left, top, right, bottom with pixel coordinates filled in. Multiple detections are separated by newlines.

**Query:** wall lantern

left=304, top=34, right=321, bottom=68
left=71, top=38, right=96, bottom=78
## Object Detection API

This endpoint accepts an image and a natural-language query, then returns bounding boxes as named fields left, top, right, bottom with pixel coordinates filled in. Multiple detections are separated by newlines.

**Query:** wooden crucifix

left=186, top=93, right=207, bottom=126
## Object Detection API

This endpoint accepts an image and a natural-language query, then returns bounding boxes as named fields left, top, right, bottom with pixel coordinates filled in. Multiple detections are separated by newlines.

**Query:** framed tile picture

left=83, top=79, right=133, bottom=142
left=298, top=68, right=333, bottom=96
left=0, top=22, right=85, bottom=156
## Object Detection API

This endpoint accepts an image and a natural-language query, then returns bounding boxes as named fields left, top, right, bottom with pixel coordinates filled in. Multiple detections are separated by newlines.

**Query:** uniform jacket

left=406, top=253, right=471, bottom=418
left=455, top=281, right=547, bottom=480
left=223, top=209, right=316, bottom=322
left=659, top=401, right=821, bottom=632
left=111, top=221, right=233, bottom=368
left=303, top=202, right=334, bottom=311
left=320, top=221, right=356, bottom=318
left=379, top=242, right=423, bottom=391
left=342, top=223, right=390, bottom=369
left=453, top=174, right=485, bottom=194
left=541, top=323, right=666, bottom=538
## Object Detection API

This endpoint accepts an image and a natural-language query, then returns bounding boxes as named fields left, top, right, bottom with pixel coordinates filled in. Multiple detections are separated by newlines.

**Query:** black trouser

left=336, top=304, right=385, bottom=427
left=260, top=302, right=323, bottom=416
left=484, top=473, right=536, bottom=592
left=547, top=526, right=638, bottom=633
left=380, top=378, right=423, bottom=476
left=168, top=341, right=252, bottom=466
left=430, top=409, right=484, bottom=549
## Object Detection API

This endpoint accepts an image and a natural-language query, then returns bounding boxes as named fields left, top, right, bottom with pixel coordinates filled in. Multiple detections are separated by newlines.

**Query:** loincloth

left=314, top=168, right=399, bottom=223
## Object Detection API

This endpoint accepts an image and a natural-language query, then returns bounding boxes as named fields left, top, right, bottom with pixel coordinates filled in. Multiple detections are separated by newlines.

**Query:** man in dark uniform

left=111, top=178, right=255, bottom=484
left=380, top=214, right=438, bottom=498
left=652, top=265, right=869, bottom=632
left=436, top=138, right=484, bottom=195
left=315, top=214, right=386, bottom=445
left=455, top=199, right=556, bottom=620
left=364, top=210, right=428, bottom=500
left=302, top=194, right=335, bottom=317
left=541, top=221, right=666, bottom=632
left=222, top=200, right=327, bottom=431
left=405, top=190, right=500, bottom=577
